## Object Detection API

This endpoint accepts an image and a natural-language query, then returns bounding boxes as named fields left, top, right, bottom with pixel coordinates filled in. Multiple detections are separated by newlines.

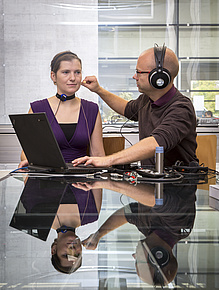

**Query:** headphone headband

left=148, top=43, right=171, bottom=89
left=154, top=44, right=166, bottom=72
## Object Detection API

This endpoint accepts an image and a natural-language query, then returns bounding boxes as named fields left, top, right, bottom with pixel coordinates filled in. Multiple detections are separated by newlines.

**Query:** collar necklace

left=56, top=93, right=75, bottom=102
left=56, top=225, right=75, bottom=233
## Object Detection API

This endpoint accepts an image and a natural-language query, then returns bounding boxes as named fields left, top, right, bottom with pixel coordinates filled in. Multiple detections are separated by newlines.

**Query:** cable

left=49, top=95, right=93, bottom=157
left=51, top=99, right=61, bottom=126
left=120, top=119, right=134, bottom=146
left=81, top=100, right=93, bottom=155
left=119, top=97, right=149, bottom=147
left=9, top=167, right=28, bottom=174
left=136, top=173, right=183, bottom=183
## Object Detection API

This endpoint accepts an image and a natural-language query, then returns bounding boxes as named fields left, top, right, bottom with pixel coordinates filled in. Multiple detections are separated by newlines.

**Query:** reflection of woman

left=10, top=176, right=102, bottom=274
left=82, top=183, right=197, bottom=286
left=51, top=183, right=102, bottom=274
left=19, top=51, right=105, bottom=167
left=51, top=230, right=82, bottom=274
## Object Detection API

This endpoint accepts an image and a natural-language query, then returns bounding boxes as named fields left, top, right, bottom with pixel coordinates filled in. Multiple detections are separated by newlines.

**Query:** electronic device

left=148, top=246, right=170, bottom=286
left=135, top=169, right=183, bottom=183
left=197, top=117, right=219, bottom=127
left=148, top=44, right=171, bottom=89
left=9, top=113, right=105, bottom=174
left=148, top=246, right=170, bottom=268
left=9, top=177, right=67, bottom=241
left=172, top=160, right=208, bottom=174
left=136, top=168, right=165, bottom=178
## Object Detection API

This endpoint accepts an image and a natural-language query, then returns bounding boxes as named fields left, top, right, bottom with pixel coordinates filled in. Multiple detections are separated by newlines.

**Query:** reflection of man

left=81, top=205, right=177, bottom=286
left=134, top=235, right=177, bottom=286
left=82, top=183, right=197, bottom=286
left=205, top=110, right=213, bottom=118
left=73, top=44, right=198, bottom=168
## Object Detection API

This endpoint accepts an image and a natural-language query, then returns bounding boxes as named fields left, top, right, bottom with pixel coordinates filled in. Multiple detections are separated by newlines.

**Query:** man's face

left=133, top=240, right=154, bottom=284
left=132, top=53, right=153, bottom=94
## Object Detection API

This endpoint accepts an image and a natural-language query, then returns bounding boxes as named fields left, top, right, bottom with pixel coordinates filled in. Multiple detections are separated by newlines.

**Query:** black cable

left=119, top=97, right=149, bottom=146
left=119, top=118, right=135, bottom=146
left=51, top=99, right=61, bottom=126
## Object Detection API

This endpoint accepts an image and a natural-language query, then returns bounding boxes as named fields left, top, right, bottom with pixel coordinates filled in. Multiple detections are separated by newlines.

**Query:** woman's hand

left=18, top=159, right=29, bottom=169
left=72, top=182, right=93, bottom=191
left=72, top=181, right=106, bottom=191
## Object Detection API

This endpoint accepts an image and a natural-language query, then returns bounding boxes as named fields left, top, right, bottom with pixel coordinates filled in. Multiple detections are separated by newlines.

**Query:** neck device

left=56, top=93, right=75, bottom=102
left=56, top=225, right=75, bottom=233
left=148, top=43, right=171, bottom=89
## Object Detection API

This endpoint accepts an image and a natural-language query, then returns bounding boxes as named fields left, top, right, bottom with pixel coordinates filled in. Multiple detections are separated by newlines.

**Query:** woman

left=19, top=51, right=105, bottom=167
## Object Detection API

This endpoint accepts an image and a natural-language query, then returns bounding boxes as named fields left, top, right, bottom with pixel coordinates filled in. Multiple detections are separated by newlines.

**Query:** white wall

left=0, top=0, right=99, bottom=123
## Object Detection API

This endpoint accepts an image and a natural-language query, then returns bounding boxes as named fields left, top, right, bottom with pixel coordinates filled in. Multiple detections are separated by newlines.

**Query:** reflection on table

left=0, top=172, right=218, bottom=289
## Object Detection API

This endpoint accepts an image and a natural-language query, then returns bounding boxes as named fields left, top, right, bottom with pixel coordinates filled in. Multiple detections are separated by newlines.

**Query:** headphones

left=172, top=160, right=208, bottom=174
left=148, top=246, right=170, bottom=286
left=148, top=246, right=170, bottom=268
left=148, top=44, right=171, bottom=89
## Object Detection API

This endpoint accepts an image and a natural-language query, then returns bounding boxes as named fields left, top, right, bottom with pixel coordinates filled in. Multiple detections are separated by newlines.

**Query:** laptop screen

left=9, top=113, right=68, bottom=170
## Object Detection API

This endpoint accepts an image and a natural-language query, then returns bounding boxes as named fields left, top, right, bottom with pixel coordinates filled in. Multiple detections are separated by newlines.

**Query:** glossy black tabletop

left=0, top=171, right=218, bottom=289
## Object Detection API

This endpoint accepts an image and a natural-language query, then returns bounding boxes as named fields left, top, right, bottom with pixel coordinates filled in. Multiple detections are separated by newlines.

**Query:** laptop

left=9, top=113, right=105, bottom=174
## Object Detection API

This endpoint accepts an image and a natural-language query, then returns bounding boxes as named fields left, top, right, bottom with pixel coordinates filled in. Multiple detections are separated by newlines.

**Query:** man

left=204, top=111, right=213, bottom=118
left=80, top=182, right=196, bottom=286
left=73, top=44, right=198, bottom=168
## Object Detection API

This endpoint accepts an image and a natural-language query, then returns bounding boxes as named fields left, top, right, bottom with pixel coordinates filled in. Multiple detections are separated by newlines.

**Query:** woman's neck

left=52, top=204, right=81, bottom=230
left=56, top=92, right=75, bottom=101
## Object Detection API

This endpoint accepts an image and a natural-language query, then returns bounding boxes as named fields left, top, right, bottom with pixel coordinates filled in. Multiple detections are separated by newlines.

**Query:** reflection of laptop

left=9, top=113, right=104, bottom=174
left=10, top=177, right=67, bottom=241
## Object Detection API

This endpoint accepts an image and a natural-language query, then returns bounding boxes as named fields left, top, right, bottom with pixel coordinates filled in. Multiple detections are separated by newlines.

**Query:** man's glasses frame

left=135, top=70, right=151, bottom=75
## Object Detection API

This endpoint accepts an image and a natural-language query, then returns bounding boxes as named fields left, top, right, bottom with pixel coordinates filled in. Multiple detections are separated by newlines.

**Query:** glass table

left=0, top=171, right=218, bottom=289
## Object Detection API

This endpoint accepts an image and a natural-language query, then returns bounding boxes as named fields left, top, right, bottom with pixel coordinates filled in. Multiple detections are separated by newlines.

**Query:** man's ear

left=51, top=244, right=57, bottom=255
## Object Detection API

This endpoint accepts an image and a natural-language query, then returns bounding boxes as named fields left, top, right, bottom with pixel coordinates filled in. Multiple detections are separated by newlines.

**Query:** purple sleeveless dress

left=21, top=179, right=99, bottom=232
left=30, top=98, right=98, bottom=163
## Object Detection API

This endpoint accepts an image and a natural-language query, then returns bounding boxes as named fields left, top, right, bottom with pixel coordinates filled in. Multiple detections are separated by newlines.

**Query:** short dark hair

left=51, top=51, right=82, bottom=73
left=205, top=110, right=212, bottom=117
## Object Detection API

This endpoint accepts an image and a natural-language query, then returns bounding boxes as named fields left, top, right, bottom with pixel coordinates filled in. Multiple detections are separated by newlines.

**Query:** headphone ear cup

left=148, top=247, right=170, bottom=267
left=149, top=68, right=171, bottom=89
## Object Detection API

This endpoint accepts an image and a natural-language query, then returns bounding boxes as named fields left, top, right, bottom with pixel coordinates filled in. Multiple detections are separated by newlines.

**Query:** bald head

left=135, top=234, right=178, bottom=286
left=140, top=46, right=179, bottom=81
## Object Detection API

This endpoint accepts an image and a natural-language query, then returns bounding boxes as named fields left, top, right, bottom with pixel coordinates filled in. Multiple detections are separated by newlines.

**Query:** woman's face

left=54, top=232, right=82, bottom=267
left=51, top=59, right=82, bottom=96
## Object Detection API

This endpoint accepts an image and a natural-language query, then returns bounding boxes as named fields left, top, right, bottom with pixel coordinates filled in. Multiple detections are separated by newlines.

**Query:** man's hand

left=72, top=155, right=112, bottom=168
left=82, top=233, right=100, bottom=250
left=82, top=75, right=128, bottom=116
left=81, top=76, right=101, bottom=93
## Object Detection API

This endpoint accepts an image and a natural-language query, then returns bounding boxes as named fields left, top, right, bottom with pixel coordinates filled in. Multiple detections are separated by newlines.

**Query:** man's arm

left=82, top=76, right=128, bottom=116
left=82, top=207, right=127, bottom=250
left=72, top=179, right=155, bottom=207
left=72, top=136, right=159, bottom=167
